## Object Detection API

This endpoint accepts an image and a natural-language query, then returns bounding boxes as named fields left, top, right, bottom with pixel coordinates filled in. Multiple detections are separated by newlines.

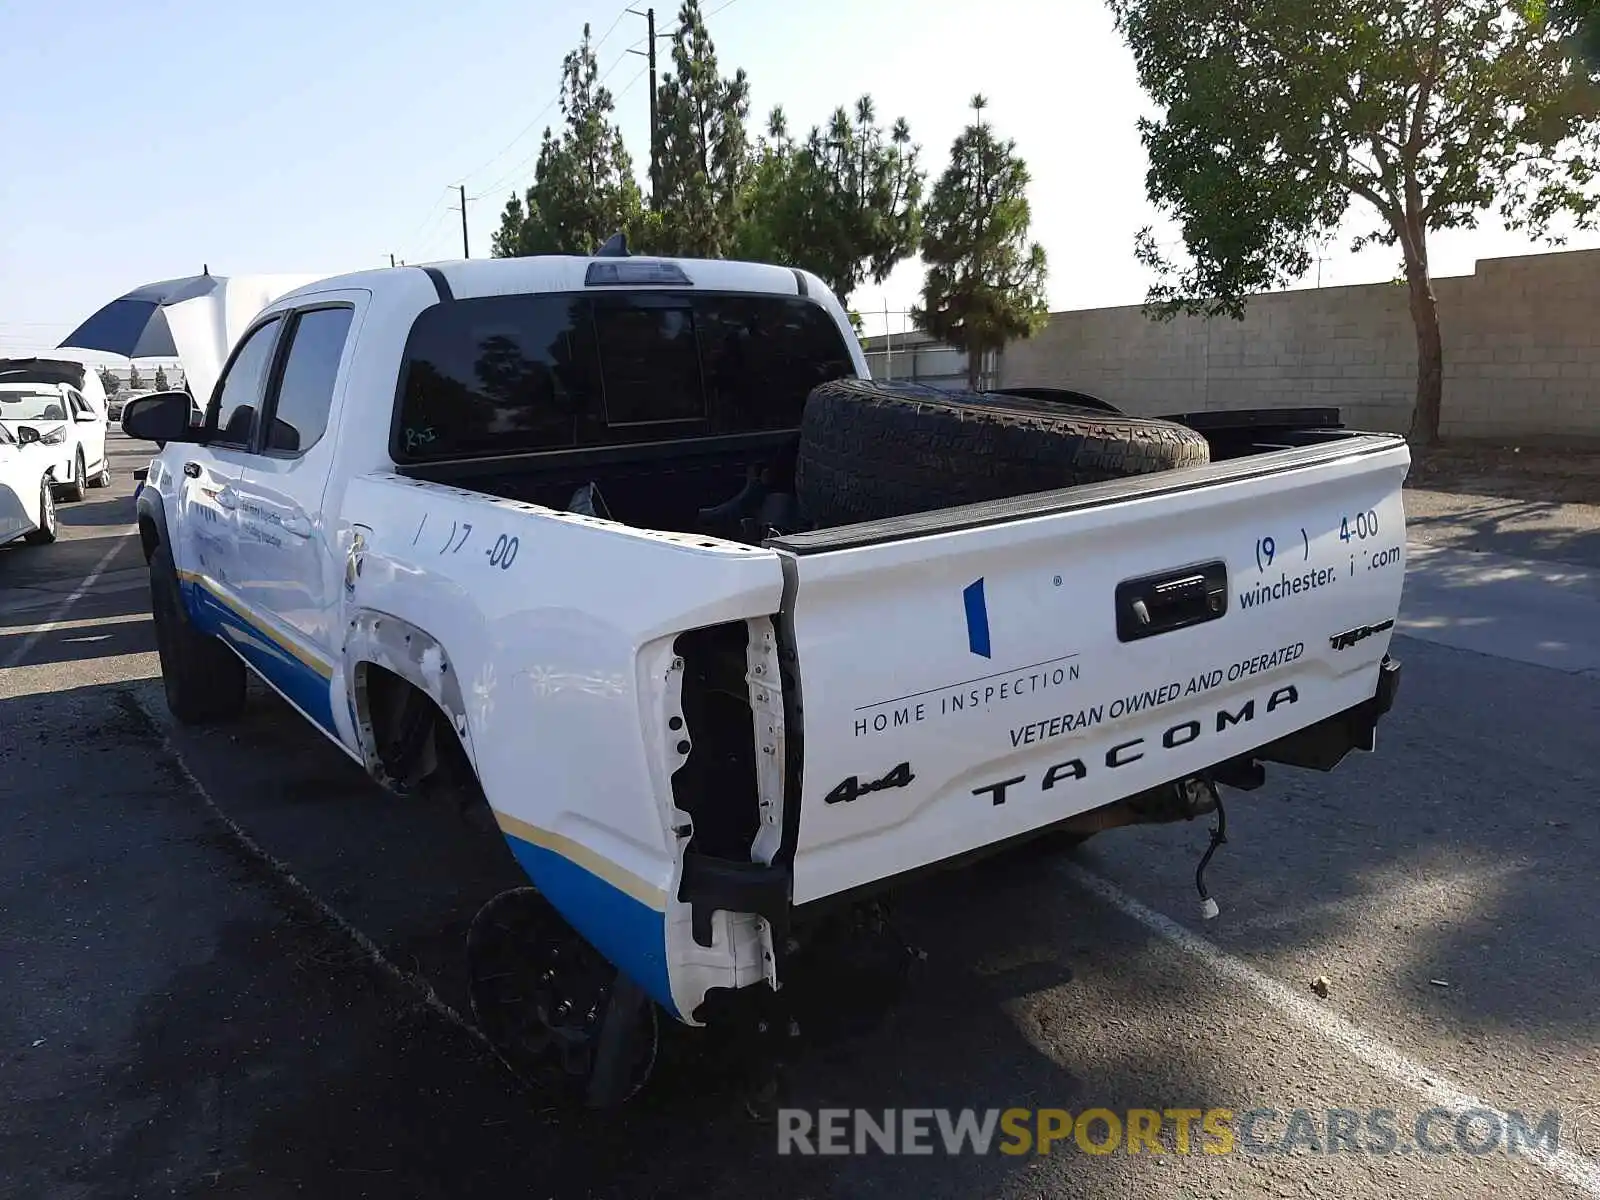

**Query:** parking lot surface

left=3, top=433, right=1598, bottom=1198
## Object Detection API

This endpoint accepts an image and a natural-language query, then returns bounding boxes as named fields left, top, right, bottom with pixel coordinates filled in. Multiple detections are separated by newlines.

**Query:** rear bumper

left=1254, top=654, right=1401, bottom=772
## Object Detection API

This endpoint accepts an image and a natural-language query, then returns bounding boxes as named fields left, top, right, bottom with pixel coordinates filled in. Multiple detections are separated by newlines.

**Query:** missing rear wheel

left=466, top=887, right=659, bottom=1107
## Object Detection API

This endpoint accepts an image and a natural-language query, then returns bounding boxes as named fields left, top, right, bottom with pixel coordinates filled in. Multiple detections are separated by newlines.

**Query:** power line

left=394, top=185, right=455, bottom=256
left=591, top=5, right=632, bottom=53
left=615, top=65, right=649, bottom=100
left=599, top=35, right=646, bottom=86
left=400, top=0, right=742, bottom=242
left=469, top=35, right=646, bottom=203
left=402, top=204, right=455, bottom=264
left=451, top=1, right=634, bottom=193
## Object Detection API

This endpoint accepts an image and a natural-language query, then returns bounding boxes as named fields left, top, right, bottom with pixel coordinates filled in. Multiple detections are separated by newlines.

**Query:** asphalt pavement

left=3, top=434, right=1598, bottom=1199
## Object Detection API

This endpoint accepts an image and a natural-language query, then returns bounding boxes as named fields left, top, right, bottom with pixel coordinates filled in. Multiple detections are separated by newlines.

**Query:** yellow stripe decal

left=491, top=809, right=669, bottom=912
left=179, top=570, right=334, bottom=680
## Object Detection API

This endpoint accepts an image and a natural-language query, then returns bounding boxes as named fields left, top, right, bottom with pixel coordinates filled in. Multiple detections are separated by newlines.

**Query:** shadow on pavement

left=1406, top=496, right=1600, bottom=569
left=56, top=493, right=137, bottom=529
left=13, top=682, right=1232, bottom=1200
left=1090, top=634, right=1600, bottom=1063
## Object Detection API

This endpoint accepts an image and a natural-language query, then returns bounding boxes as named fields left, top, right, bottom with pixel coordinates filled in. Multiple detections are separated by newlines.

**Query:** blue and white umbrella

left=56, top=269, right=222, bottom=360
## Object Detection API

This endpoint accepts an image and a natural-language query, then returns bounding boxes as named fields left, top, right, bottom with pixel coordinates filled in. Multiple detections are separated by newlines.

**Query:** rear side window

left=395, top=291, right=855, bottom=461
left=266, top=306, right=353, bottom=455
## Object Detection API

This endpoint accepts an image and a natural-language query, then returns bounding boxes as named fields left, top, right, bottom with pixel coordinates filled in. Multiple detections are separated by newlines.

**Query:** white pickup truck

left=123, top=250, right=1407, bottom=1106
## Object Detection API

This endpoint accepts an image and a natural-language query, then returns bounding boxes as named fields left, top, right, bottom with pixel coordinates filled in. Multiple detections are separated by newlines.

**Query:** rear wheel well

left=357, top=661, right=482, bottom=806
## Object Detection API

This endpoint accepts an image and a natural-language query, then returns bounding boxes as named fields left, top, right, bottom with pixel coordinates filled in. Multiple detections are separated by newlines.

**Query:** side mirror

left=75, top=409, right=99, bottom=423
left=16, top=425, right=40, bottom=446
left=122, top=391, right=202, bottom=445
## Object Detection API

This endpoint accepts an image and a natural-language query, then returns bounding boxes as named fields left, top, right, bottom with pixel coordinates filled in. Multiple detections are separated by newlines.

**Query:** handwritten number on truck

left=488, top=534, right=519, bottom=570
left=436, top=521, right=474, bottom=554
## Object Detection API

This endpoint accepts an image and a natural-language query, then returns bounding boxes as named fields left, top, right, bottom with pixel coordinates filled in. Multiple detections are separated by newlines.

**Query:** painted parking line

left=1, top=533, right=134, bottom=670
left=1054, top=859, right=1600, bottom=1196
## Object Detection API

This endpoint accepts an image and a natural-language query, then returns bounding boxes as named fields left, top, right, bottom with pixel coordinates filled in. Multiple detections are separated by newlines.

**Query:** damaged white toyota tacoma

left=124, top=248, right=1407, bottom=1106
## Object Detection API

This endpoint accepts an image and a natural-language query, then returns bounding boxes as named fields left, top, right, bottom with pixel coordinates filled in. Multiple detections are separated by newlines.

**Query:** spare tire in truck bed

left=794, top=378, right=1212, bottom=529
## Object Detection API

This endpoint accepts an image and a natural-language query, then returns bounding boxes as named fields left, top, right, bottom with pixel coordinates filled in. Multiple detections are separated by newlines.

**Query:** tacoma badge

left=1330, top=618, right=1395, bottom=651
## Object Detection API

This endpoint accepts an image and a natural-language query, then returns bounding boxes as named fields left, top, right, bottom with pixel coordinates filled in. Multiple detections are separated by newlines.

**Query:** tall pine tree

left=914, top=96, right=1048, bottom=389
left=491, top=24, right=644, bottom=258
left=741, top=96, right=923, bottom=304
left=654, top=0, right=750, bottom=257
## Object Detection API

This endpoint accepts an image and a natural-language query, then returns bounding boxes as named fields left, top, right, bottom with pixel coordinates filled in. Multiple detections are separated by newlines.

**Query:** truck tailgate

left=771, top=435, right=1410, bottom=905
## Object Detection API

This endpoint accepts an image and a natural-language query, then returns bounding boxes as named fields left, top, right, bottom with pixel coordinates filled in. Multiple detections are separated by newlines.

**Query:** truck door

left=229, top=296, right=363, bottom=740
left=174, top=315, right=285, bottom=668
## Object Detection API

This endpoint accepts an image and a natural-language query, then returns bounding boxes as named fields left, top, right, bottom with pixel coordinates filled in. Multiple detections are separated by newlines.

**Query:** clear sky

left=3, top=0, right=1597, bottom=361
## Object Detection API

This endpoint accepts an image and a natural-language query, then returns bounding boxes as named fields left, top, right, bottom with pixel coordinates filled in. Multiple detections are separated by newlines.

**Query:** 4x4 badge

left=825, top=761, right=915, bottom=805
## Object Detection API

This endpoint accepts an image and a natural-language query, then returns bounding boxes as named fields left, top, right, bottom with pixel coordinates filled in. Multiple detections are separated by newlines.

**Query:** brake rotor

left=465, top=886, right=658, bottom=1105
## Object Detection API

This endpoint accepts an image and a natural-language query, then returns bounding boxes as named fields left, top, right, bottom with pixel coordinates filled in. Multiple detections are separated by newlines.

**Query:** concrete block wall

left=864, top=248, right=1600, bottom=440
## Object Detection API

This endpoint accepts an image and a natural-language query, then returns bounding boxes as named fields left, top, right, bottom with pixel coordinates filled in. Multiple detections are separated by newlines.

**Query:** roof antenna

left=593, top=232, right=630, bottom=258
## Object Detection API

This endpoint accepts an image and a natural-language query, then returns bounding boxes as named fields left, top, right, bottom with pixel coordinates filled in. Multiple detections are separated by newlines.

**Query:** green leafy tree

left=491, top=23, right=645, bottom=258
left=741, top=97, right=924, bottom=303
left=1111, top=0, right=1600, bottom=444
left=154, top=365, right=170, bottom=391
left=97, top=366, right=118, bottom=395
left=127, top=363, right=142, bottom=391
left=1542, top=0, right=1600, bottom=71
left=654, top=0, right=751, bottom=257
left=913, top=96, right=1049, bottom=390
left=731, top=107, right=801, bottom=265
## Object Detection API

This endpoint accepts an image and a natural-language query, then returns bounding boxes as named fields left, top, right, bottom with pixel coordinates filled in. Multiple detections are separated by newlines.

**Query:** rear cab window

left=393, top=291, right=856, bottom=463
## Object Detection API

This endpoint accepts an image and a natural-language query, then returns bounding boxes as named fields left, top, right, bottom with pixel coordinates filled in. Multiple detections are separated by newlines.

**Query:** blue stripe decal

left=502, top=833, right=677, bottom=1019
left=963, top=577, right=991, bottom=658
left=181, top=579, right=338, bottom=735
left=178, top=580, right=676, bottom=1015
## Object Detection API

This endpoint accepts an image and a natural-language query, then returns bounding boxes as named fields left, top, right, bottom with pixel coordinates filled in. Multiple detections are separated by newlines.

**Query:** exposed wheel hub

left=466, top=886, right=658, bottom=1106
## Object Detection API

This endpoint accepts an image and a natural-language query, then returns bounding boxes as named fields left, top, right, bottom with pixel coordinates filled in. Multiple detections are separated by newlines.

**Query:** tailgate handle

left=1116, top=560, right=1228, bottom=642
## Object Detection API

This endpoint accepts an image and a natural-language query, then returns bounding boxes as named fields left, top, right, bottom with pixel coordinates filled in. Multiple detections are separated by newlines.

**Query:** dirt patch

left=1406, top=441, right=1600, bottom=506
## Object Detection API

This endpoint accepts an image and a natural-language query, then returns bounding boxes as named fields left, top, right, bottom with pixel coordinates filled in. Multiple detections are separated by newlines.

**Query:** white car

left=0, top=381, right=110, bottom=501
left=0, top=421, right=60, bottom=547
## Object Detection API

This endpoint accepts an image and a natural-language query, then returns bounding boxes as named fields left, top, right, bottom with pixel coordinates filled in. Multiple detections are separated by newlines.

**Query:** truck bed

left=391, top=421, right=1410, bottom=908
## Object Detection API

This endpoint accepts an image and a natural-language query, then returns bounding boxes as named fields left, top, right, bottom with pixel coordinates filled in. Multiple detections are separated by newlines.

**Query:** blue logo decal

left=963, top=578, right=991, bottom=658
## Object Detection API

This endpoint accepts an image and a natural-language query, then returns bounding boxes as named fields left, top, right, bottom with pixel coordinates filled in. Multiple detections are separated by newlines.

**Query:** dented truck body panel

left=138, top=252, right=1409, bottom=1030
left=337, top=472, right=788, bottom=1020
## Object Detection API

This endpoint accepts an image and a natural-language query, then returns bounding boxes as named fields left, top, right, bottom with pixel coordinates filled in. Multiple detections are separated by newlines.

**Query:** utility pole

left=455, top=184, right=471, bottom=258
left=389, top=253, right=396, bottom=268
left=628, top=7, right=668, bottom=206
